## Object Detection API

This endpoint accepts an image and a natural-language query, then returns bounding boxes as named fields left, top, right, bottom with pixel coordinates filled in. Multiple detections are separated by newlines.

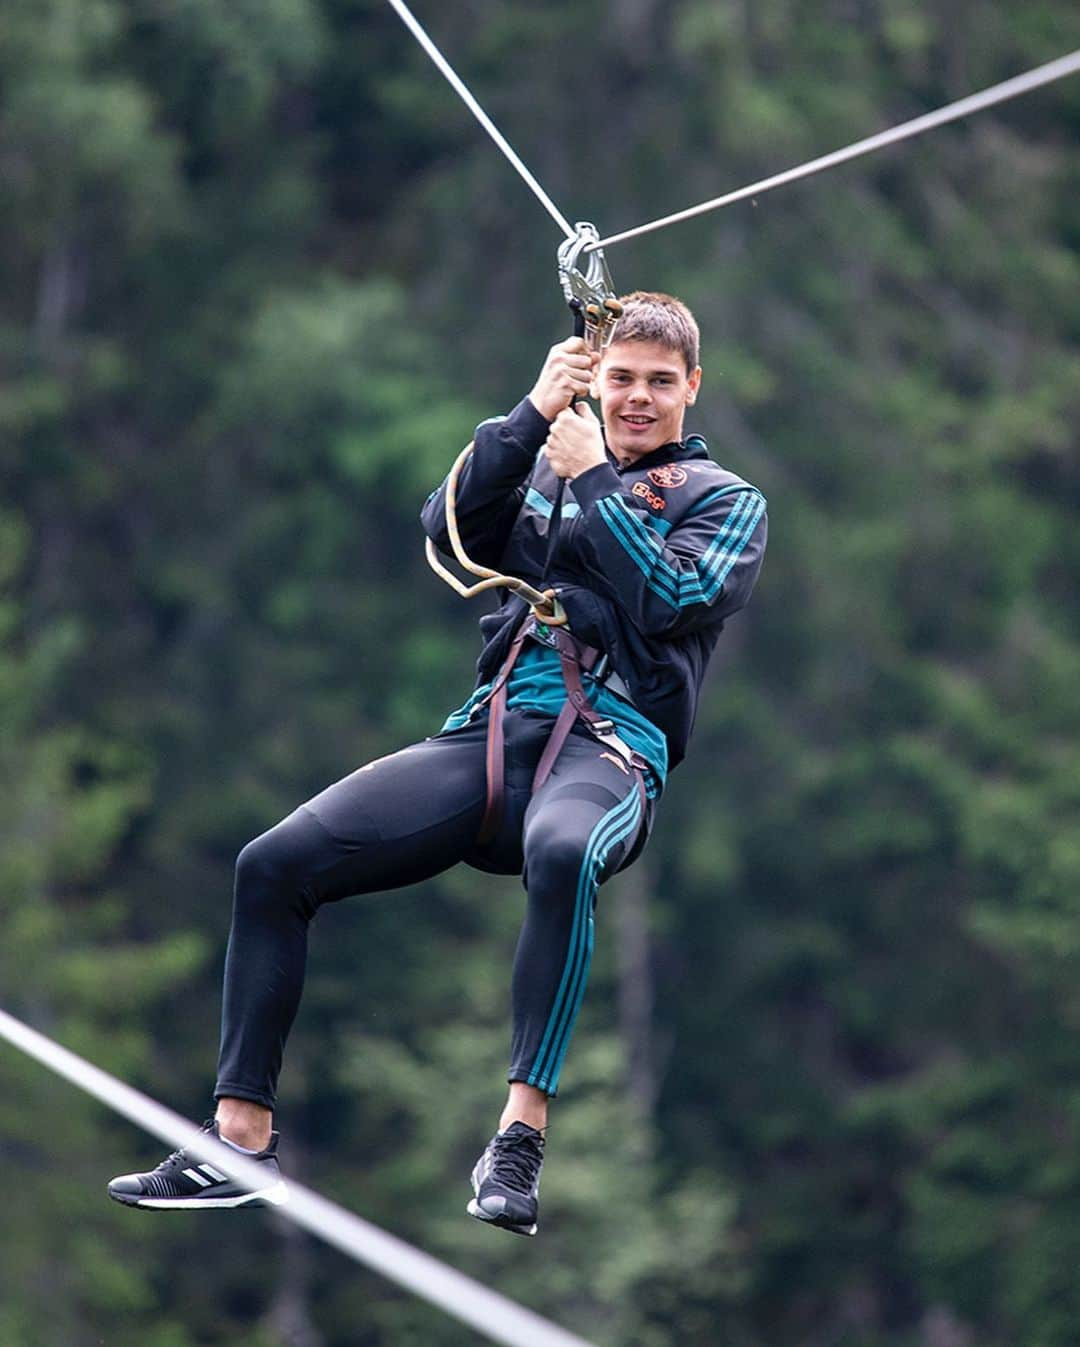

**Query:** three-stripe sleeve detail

left=526, top=786, right=644, bottom=1094
left=525, top=487, right=581, bottom=520
left=596, top=489, right=765, bottom=610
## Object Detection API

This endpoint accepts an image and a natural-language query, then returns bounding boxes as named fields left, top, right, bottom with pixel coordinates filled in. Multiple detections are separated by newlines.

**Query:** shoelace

left=154, top=1121, right=216, bottom=1176
left=489, top=1130, right=544, bottom=1194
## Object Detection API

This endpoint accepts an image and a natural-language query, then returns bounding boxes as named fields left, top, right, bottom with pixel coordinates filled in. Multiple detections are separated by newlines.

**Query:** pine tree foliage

left=1, top=1, right=1077, bottom=1343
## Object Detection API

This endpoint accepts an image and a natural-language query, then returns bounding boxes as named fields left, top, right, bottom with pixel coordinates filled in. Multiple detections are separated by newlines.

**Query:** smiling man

left=543, top=316, right=702, bottom=471
left=107, top=291, right=767, bottom=1243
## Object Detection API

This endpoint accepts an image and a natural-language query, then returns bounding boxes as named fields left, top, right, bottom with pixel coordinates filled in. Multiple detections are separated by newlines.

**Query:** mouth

left=621, top=415, right=655, bottom=428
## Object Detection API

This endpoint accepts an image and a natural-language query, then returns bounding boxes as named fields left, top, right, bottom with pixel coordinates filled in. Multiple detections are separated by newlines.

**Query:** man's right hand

left=527, top=338, right=600, bottom=422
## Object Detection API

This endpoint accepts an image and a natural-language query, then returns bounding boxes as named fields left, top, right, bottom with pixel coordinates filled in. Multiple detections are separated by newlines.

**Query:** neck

left=608, top=439, right=676, bottom=470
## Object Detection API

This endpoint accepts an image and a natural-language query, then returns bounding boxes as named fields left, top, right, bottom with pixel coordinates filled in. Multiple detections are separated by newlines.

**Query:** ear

left=685, top=365, right=702, bottom=406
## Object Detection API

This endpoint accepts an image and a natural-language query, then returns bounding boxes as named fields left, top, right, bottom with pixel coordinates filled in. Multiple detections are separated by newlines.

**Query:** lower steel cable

left=0, top=1006, right=596, bottom=1347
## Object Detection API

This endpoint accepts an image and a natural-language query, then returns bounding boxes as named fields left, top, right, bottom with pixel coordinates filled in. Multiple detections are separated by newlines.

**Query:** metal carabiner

left=557, top=222, right=622, bottom=351
left=423, top=224, right=624, bottom=630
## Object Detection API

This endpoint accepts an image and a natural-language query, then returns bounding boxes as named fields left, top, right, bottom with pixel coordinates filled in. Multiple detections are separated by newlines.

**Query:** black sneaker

left=107, top=1120, right=287, bottom=1210
left=466, top=1120, right=545, bottom=1236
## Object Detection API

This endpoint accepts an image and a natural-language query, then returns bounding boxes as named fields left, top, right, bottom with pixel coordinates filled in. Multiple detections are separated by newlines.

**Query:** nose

left=628, top=381, right=651, bottom=403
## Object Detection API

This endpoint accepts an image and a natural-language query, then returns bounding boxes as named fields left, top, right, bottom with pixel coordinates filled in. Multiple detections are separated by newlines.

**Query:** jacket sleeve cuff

left=570, top=460, right=623, bottom=509
left=495, top=398, right=551, bottom=456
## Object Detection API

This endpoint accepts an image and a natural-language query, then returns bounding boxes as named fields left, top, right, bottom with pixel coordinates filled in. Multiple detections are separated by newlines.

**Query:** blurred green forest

left=2, top=1, right=1078, bottom=1344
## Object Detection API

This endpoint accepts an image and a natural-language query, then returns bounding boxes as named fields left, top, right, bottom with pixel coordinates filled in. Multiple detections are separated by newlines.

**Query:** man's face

left=594, top=340, right=702, bottom=464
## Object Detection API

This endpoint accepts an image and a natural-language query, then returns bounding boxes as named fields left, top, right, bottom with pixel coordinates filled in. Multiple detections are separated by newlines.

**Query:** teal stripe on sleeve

left=526, top=487, right=581, bottom=520
left=596, top=497, right=680, bottom=606
left=525, top=486, right=553, bottom=519
left=685, top=483, right=751, bottom=518
left=598, top=490, right=764, bottom=610
left=698, top=493, right=767, bottom=599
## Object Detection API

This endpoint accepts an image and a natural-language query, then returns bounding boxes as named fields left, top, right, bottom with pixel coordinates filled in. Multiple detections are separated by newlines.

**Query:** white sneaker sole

left=116, top=1181, right=289, bottom=1210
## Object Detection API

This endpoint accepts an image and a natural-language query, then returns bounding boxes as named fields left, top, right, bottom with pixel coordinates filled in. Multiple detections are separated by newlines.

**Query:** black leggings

left=214, top=708, right=654, bottom=1109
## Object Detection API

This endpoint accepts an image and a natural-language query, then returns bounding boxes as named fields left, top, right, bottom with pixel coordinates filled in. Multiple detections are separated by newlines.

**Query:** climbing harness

left=474, top=615, right=649, bottom=845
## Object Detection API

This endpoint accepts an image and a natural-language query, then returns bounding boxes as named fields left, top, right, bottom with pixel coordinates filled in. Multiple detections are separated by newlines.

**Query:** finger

left=542, top=443, right=567, bottom=473
left=572, top=399, right=598, bottom=421
left=557, top=353, right=594, bottom=372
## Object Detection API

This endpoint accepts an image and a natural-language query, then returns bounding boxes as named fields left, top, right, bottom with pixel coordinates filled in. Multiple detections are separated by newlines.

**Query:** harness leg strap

left=530, top=699, right=580, bottom=794
left=476, top=622, right=531, bottom=845
left=530, top=640, right=600, bottom=793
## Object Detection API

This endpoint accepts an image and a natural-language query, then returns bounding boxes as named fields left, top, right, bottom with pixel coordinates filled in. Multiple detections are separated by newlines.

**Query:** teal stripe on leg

left=540, top=793, right=643, bottom=1091
left=525, top=787, right=643, bottom=1093
left=525, top=790, right=639, bottom=1085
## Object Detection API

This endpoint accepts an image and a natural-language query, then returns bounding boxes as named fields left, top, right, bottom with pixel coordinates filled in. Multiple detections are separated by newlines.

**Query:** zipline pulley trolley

left=425, top=223, right=621, bottom=626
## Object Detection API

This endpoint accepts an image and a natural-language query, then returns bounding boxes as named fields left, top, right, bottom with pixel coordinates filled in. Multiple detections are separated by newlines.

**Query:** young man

left=107, top=292, right=767, bottom=1236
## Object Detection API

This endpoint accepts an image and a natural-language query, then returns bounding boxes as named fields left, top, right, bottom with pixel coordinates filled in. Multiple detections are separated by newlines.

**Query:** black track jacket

left=421, top=398, right=767, bottom=771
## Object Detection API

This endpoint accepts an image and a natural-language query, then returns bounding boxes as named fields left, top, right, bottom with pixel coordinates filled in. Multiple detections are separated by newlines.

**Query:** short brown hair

left=609, top=291, right=700, bottom=373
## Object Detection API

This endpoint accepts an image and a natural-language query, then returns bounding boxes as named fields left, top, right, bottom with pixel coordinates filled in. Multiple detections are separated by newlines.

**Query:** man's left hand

left=544, top=402, right=606, bottom=480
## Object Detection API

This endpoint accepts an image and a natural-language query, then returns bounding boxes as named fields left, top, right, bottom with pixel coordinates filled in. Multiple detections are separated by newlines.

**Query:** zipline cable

left=384, top=0, right=576, bottom=240
left=0, top=1006, right=596, bottom=1347
left=594, top=49, right=1080, bottom=249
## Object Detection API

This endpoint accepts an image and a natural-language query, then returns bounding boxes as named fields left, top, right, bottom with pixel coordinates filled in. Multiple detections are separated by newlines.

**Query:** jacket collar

left=604, top=433, right=709, bottom=473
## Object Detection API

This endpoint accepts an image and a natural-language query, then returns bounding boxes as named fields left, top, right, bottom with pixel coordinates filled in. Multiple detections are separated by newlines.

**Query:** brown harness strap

left=476, top=621, right=533, bottom=844
left=529, top=697, right=581, bottom=795
left=476, top=617, right=649, bottom=846
left=530, top=633, right=601, bottom=792
left=534, top=628, right=649, bottom=822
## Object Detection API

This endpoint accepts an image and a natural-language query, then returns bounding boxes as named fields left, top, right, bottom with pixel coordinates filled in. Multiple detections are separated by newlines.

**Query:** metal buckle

left=557, top=222, right=622, bottom=352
